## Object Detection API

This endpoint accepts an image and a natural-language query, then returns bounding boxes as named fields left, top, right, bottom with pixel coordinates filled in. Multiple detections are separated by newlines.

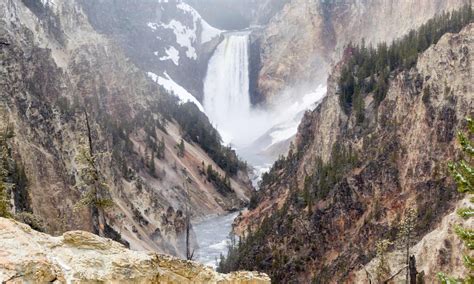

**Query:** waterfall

left=203, top=32, right=327, bottom=164
left=203, top=33, right=251, bottom=147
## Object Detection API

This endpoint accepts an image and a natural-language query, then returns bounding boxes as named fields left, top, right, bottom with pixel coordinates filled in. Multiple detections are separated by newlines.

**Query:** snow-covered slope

left=146, top=1, right=221, bottom=61
left=147, top=72, right=205, bottom=112
left=81, top=0, right=223, bottom=106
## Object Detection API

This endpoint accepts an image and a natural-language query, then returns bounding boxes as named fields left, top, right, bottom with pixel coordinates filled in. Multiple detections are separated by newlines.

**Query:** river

left=193, top=212, right=240, bottom=269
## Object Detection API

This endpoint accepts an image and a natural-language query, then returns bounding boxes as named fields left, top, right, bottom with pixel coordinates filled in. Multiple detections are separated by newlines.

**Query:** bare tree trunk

left=409, top=256, right=417, bottom=284
left=84, top=109, right=94, bottom=158
left=186, top=212, right=192, bottom=260
left=383, top=265, right=408, bottom=284
left=184, top=182, right=194, bottom=260
left=406, top=230, right=410, bottom=283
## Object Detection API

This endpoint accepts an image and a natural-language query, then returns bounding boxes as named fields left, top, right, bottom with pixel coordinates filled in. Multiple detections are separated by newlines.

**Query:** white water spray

left=204, top=32, right=327, bottom=163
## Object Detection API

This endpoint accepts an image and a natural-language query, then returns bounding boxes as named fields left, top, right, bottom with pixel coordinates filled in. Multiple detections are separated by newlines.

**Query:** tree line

left=339, top=3, right=473, bottom=116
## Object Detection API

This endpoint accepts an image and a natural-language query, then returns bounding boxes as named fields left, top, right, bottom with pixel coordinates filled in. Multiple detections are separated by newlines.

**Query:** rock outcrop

left=233, top=23, right=473, bottom=283
left=255, top=0, right=469, bottom=101
left=0, top=217, right=270, bottom=283
left=352, top=197, right=473, bottom=282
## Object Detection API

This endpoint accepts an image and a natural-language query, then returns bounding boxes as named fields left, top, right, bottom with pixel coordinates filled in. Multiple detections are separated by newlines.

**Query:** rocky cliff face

left=0, top=217, right=270, bottom=283
left=255, top=0, right=469, bottom=101
left=234, top=23, right=473, bottom=282
left=1, top=0, right=251, bottom=257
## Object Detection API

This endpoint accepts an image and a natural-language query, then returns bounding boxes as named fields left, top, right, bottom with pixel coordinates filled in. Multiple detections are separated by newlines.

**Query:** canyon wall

left=234, top=23, right=473, bottom=282
left=1, top=0, right=251, bottom=257
left=255, top=0, right=469, bottom=101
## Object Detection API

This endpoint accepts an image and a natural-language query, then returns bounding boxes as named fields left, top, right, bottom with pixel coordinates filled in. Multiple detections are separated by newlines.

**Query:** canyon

left=232, top=19, right=473, bottom=283
left=0, top=0, right=251, bottom=259
left=0, top=0, right=473, bottom=282
left=254, top=0, right=469, bottom=102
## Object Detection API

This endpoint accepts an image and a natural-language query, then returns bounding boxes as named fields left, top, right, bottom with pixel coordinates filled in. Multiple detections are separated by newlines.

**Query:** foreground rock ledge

left=0, top=218, right=270, bottom=283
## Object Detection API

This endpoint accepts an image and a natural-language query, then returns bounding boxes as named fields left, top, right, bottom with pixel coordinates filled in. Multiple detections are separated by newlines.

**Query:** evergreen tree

left=176, top=138, right=185, bottom=158
left=397, top=207, right=418, bottom=283
left=375, top=239, right=392, bottom=283
left=0, top=120, right=14, bottom=218
left=438, top=117, right=474, bottom=283
left=0, top=147, right=11, bottom=218
left=338, top=3, right=472, bottom=113
left=148, top=151, right=156, bottom=177
left=157, top=137, right=166, bottom=159
left=75, top=110, right=113, bottom=237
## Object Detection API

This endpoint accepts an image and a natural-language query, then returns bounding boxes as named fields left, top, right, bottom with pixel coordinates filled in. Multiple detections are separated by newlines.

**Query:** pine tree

left=438, top=117, right=474, bottom=283
left=375, top=239, right=392, bottom=283
left=176, top=138, right=185, bottom=158
left=397, top=207, right=418, bottom=283
left=157, top=137, right=165, bottom=159
left=149, top=151, right=156, bottom=177
left=0, top=119, right=14, bottom=218
left=75, top=110, right=113, bottom=237
left=0, top=151, right=11, bottom=218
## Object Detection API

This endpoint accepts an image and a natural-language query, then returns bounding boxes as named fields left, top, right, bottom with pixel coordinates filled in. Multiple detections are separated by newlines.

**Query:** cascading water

left=203, top=32, right=327, bottom=156
left=203, top=32, right=252, bottom=147
left=196, top=31, right=326, bottom=269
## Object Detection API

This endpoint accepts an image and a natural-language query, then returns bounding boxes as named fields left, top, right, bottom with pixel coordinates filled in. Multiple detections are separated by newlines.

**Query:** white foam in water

left=193, top=212, right=240, bottom=269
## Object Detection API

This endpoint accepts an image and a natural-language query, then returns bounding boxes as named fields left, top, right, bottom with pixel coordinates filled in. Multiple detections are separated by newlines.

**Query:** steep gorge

left=231, top=22, right=473, bottom=283
left=1, top=0, right=473, bottom=282
left=0, top=0, right=252, bottom=258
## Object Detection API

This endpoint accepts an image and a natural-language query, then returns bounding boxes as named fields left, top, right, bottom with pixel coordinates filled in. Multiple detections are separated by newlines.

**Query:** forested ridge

left=339, top=3, right=473, bottom=118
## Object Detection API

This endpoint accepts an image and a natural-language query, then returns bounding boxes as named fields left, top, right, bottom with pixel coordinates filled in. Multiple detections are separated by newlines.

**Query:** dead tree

left=409, top=255, right=418, bottom=284
left=184, top=179, right=194, bottom=260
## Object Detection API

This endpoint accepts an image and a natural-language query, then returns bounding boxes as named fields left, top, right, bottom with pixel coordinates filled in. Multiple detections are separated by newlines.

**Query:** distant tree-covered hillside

left=339, top=3, right=473, bottom=115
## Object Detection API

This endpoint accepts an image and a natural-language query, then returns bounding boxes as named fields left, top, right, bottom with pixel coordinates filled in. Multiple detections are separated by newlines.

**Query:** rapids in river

left=193, top=212, right=240, bottom=269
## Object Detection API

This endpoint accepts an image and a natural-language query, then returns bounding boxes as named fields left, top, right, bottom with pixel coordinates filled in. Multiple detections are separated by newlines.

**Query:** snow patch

left=158, top=46, right=180, bottom=65
left=41, top=0, right=56, bottom=7
left=147, top=22, right=159, bottom=31
left=146, top=1, right=222, bottom=61
left=147, top=72, right=204, bottom=112
left=200, top=20, right=222, bottom=43
left=176, top=2, right=222, bottom=43
left=160, top=19, right=197, bottom=59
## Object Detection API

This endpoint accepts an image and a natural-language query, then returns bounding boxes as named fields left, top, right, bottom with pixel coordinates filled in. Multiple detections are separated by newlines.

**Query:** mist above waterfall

left=203, top=32, right=326, bottom=165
